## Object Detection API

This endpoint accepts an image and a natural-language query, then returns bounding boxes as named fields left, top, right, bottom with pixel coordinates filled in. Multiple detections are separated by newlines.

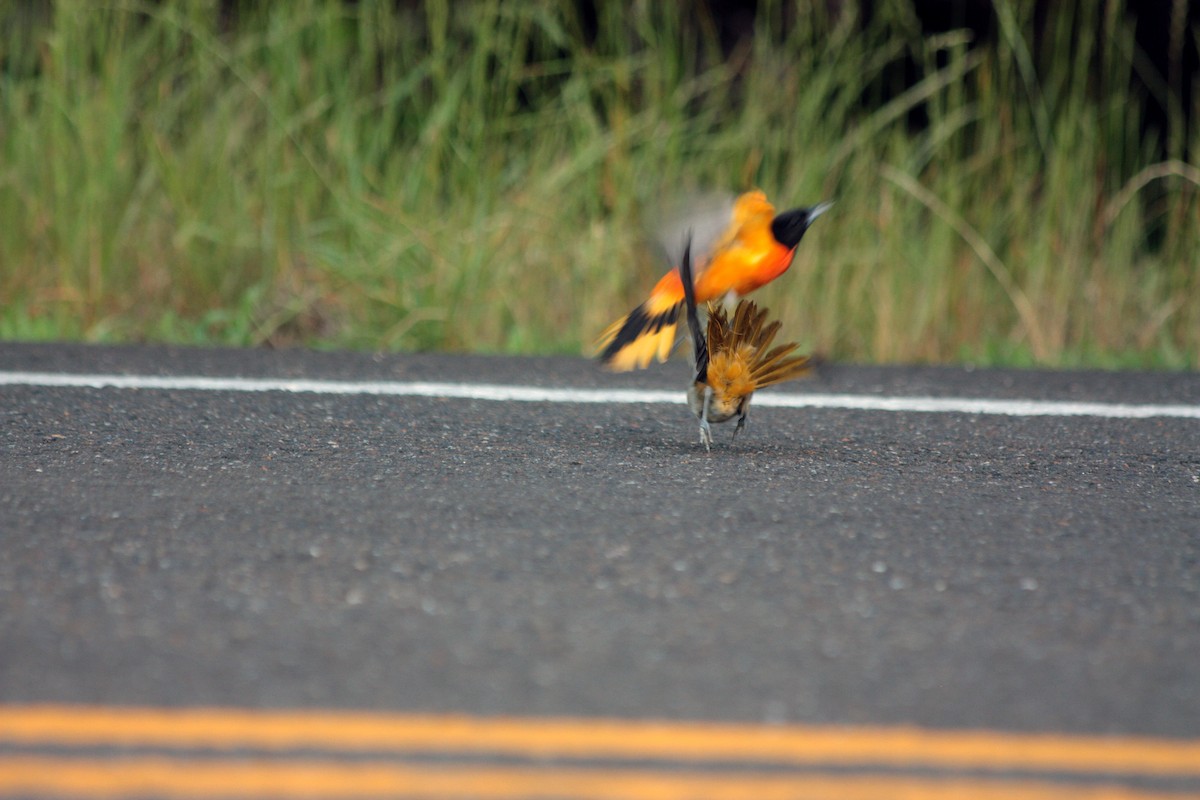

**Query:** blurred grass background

left=1, top=0, right=1197, bottom=368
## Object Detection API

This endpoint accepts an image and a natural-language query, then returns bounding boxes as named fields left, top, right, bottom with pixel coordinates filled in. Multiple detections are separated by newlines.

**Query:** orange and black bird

left=679, top=233, right=815, bottom=449
left=597, top=190, right=830, bottom=372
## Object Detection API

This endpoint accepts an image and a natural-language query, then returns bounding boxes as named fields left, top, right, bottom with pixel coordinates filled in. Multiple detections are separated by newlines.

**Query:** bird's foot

left=732, top=410, right=748, bottom=441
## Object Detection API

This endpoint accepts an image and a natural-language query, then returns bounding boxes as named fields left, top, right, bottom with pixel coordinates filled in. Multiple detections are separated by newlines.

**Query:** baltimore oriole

left=679, top=232, right=815, bottom=449
left=597, top=190, right=830, bottom=372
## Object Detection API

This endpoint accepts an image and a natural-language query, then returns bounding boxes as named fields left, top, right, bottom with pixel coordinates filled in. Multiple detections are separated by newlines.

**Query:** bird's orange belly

left=696, top=246, right=796, bottom=301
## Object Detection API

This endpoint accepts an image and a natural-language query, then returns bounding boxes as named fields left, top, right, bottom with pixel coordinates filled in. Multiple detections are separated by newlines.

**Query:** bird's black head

left=770, top=201, right=832, bottom=249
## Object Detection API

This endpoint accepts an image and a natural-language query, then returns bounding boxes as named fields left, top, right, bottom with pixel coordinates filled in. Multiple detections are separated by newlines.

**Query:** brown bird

left=679, top=233, right=815, bottom=449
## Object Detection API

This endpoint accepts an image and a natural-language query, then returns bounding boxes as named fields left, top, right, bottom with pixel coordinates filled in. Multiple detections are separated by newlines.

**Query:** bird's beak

left=808, top=201, right=834, bottom=222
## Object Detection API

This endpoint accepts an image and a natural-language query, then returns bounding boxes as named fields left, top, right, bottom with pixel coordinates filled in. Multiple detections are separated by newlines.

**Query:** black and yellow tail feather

left=596, top=301, right=684, bottom=372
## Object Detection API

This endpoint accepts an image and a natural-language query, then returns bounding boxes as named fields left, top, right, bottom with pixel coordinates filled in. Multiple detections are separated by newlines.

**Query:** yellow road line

left=1, top=705, right=1198, bottom=778
left=0, top=758, right=1189, bottom=800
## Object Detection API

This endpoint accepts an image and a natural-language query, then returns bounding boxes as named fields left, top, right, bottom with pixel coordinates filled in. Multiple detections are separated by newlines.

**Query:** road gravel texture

left=2, top=343, right=1198, bottom=738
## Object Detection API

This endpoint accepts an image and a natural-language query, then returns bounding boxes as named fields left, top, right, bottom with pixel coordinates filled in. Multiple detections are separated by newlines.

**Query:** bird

left=596, top=189, right=831, bottom=372
left=678, top=232, right=815, bottom=449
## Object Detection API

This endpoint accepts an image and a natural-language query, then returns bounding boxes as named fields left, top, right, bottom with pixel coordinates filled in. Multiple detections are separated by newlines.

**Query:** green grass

left=1, top=0, right=1198, bottom=368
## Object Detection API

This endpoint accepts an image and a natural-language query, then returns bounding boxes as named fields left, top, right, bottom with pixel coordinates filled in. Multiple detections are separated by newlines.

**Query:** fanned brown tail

left=706, top=301, right=814, bottom=393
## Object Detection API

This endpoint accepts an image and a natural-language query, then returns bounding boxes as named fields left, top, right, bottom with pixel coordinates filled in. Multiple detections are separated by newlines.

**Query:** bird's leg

left=732, top=407, right=748, bottom=441
left=699, top=387, right=714, bottom=451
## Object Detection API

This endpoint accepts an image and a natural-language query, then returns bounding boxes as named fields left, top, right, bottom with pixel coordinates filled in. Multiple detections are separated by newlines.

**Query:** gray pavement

left=1, top=342, right=1198, bottom=738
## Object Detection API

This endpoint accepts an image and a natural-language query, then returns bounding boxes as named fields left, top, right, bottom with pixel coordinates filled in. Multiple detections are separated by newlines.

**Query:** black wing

left=679, top=231, right=707, bottom=384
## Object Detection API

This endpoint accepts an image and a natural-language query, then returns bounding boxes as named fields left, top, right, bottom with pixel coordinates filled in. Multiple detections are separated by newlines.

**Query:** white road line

left=2, top=371, right=1198, bottom=419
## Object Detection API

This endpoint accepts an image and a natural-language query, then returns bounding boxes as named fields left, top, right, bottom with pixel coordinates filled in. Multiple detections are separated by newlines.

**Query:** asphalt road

left=2, top=342, right=1199, bottom=795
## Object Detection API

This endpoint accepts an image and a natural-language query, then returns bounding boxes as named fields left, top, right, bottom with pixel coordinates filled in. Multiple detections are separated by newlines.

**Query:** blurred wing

left=652, top=191, right=737, bottom=275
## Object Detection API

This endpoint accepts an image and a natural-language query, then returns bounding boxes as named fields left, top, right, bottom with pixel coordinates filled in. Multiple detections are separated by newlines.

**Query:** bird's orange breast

left=693, top=229, right=795, bottom=303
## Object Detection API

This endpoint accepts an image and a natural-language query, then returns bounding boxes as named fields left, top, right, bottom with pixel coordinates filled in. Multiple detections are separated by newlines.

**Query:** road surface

left=2, top=342, right=1198, bottom=798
